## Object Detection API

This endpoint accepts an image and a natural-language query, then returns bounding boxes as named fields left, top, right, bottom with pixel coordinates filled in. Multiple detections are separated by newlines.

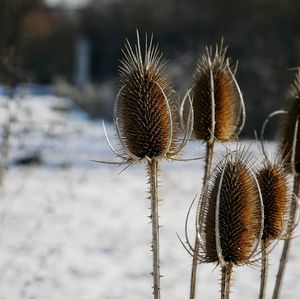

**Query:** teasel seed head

left=279, top=70, right=300, bottom=174
left=197, top=149, right=263, bottom=266
left=115, top=32, right=182, bottom=161
left=256, top=160, right=291, bottom=241
left=191, top=42, right=245, bottom=142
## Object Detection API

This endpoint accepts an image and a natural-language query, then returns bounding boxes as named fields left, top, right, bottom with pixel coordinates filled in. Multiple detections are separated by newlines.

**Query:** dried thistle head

left=197, top=149, right=262, bottom=265
left=256, top=160, right=291, bottom=242
left=279, top=70, right=300, bottom=174
left=191, top=42, right=244, bottom=142
left=115, top=32, right=182, bottom=162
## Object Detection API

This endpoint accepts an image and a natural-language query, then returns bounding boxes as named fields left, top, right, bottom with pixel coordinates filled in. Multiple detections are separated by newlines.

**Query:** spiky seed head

left=198, top=150, right=262, bottom=265
left=279, top=70, right=300, bottom=174
left=256, top=161, right=291, bottom=241
left=191, top=43, right=242, bottom=141
left=116, top=33, right=181, bottom=161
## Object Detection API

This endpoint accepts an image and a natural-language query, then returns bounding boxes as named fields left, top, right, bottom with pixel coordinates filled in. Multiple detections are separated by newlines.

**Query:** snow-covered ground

left=0, top=94, right=299, bottom=299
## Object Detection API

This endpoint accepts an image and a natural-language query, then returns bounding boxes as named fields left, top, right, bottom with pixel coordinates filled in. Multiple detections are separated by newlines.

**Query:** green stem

left=189, top=140, right=214, bottom=299
left=221, top=263, right=233, bottom=299
left=148, top=159, right=161, bottom=299
left=259, top=239, right=269, bottom=299
left=272, top=176, right=300, bottom=299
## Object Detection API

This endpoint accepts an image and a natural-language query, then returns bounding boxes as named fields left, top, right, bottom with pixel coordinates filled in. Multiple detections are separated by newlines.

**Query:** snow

left=0, top=94, right=299, bottom=299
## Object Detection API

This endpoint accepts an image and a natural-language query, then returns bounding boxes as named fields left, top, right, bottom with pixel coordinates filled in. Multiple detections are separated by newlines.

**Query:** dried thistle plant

left=0, top=48, right=18, bottom=92
left=188, top=41, right=245, bottom=299
left=255, top=159, right=291, bottom=299
left=117, top=39, right=182, bottom=160
left=102, top=32, right=191, bottom=299
left=191, top=42, right=244, bottom=142
left=257, top=161, right=290, bottom=242
left=0, top=49, right=18, bottom=186
left=272, top=70, right=300, bottom=299
left=191, top=148, right=263, bottom=299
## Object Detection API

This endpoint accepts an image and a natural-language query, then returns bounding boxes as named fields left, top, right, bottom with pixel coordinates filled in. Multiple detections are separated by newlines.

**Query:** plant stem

left=0, top=88, right=12, bottom=187
left=189, top=239, right=199, bottom=299
left=259, top=239, right=269, bottom=299
left=221, top=263, right=233, bottom=299
left=148, top=159, right=161, bottom=299
left=189, top=140, right=214, bottom=299
left=272, top=176, right=300, bottom=299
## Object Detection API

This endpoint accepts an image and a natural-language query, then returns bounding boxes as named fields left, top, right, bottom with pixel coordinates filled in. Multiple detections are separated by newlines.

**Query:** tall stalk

left=103, top=32, right=187, bottom=299
left=189, top=140, right=214, bottom=299
left=0, top=101, right=11, bottom=186
left=259, top=239, right=269, bottom=299
left=272, top=176, right=300, bottom=299
left=148, top=159, right=161, bottom=299
left=221, top=263, right=233, bottom=299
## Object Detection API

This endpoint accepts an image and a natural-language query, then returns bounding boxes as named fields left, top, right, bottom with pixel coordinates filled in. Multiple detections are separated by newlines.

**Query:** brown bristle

left=192, top=43, right=241, bottom=141
left=199, top=150, right=262, bottom=265
left=117, top=34, right=181, bottom=160
left=279, top=70, right=300, bottom=173
left=256, top=161, right=290, bottom=241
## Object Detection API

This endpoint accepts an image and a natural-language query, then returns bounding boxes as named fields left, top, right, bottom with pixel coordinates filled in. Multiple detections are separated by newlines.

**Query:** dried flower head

left=256, top=160, right=291, bottom=242
left=197, top=149, right=262, bottom=266
left=114, top=32, right=184, bottom=162
left=279, top=70, right=300, bottom=174
left=191, top=42, right=245, bottom=142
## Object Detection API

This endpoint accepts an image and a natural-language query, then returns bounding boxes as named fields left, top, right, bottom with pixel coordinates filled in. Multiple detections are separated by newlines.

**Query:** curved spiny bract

left=192, top=43, right=242, bottom=141
left=198, top=150, right=262, bottom=265
left=256, top=161, right=291, bottom=242
left=117, top=34, right=182, bottom=161
left=279, top=70, right=300, bottom=174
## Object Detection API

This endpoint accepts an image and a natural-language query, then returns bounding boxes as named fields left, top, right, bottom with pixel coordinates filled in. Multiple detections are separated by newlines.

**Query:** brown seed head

left=256, top=161, right=290, bottom=241
left=116, top=34, right=181, bottom=160
left=198, top=150, right=262, bottom=265
left=192, top=43, right=242, bottom=141
left=279, top=70, right=300, bottom=173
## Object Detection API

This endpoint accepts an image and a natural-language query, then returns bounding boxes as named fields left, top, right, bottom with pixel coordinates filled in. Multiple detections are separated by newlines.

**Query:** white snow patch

left=0, top=94, right=299, bottom=299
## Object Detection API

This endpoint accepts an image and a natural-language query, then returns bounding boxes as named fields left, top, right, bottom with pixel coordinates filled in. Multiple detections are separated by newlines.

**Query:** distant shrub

left=54, top=78, right=114, bottom=119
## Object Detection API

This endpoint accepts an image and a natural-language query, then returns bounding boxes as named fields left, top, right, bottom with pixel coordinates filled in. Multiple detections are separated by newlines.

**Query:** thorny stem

left=259, top=239, right=269, bottom=299
left=148, top=159, right=161, bottom=299
left=189, top=236, right=200, bottom=299
left=189, top=140, right=215, bottom=299
left=221, top=263, right=233, bottom=299
left=272, top=176, right=300, bottom=299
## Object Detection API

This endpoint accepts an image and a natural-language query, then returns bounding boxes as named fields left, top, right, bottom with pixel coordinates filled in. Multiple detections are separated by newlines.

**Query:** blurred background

left=1, top=2, right=300, bottom=299
left=1, top=0, right=300, bottom=136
